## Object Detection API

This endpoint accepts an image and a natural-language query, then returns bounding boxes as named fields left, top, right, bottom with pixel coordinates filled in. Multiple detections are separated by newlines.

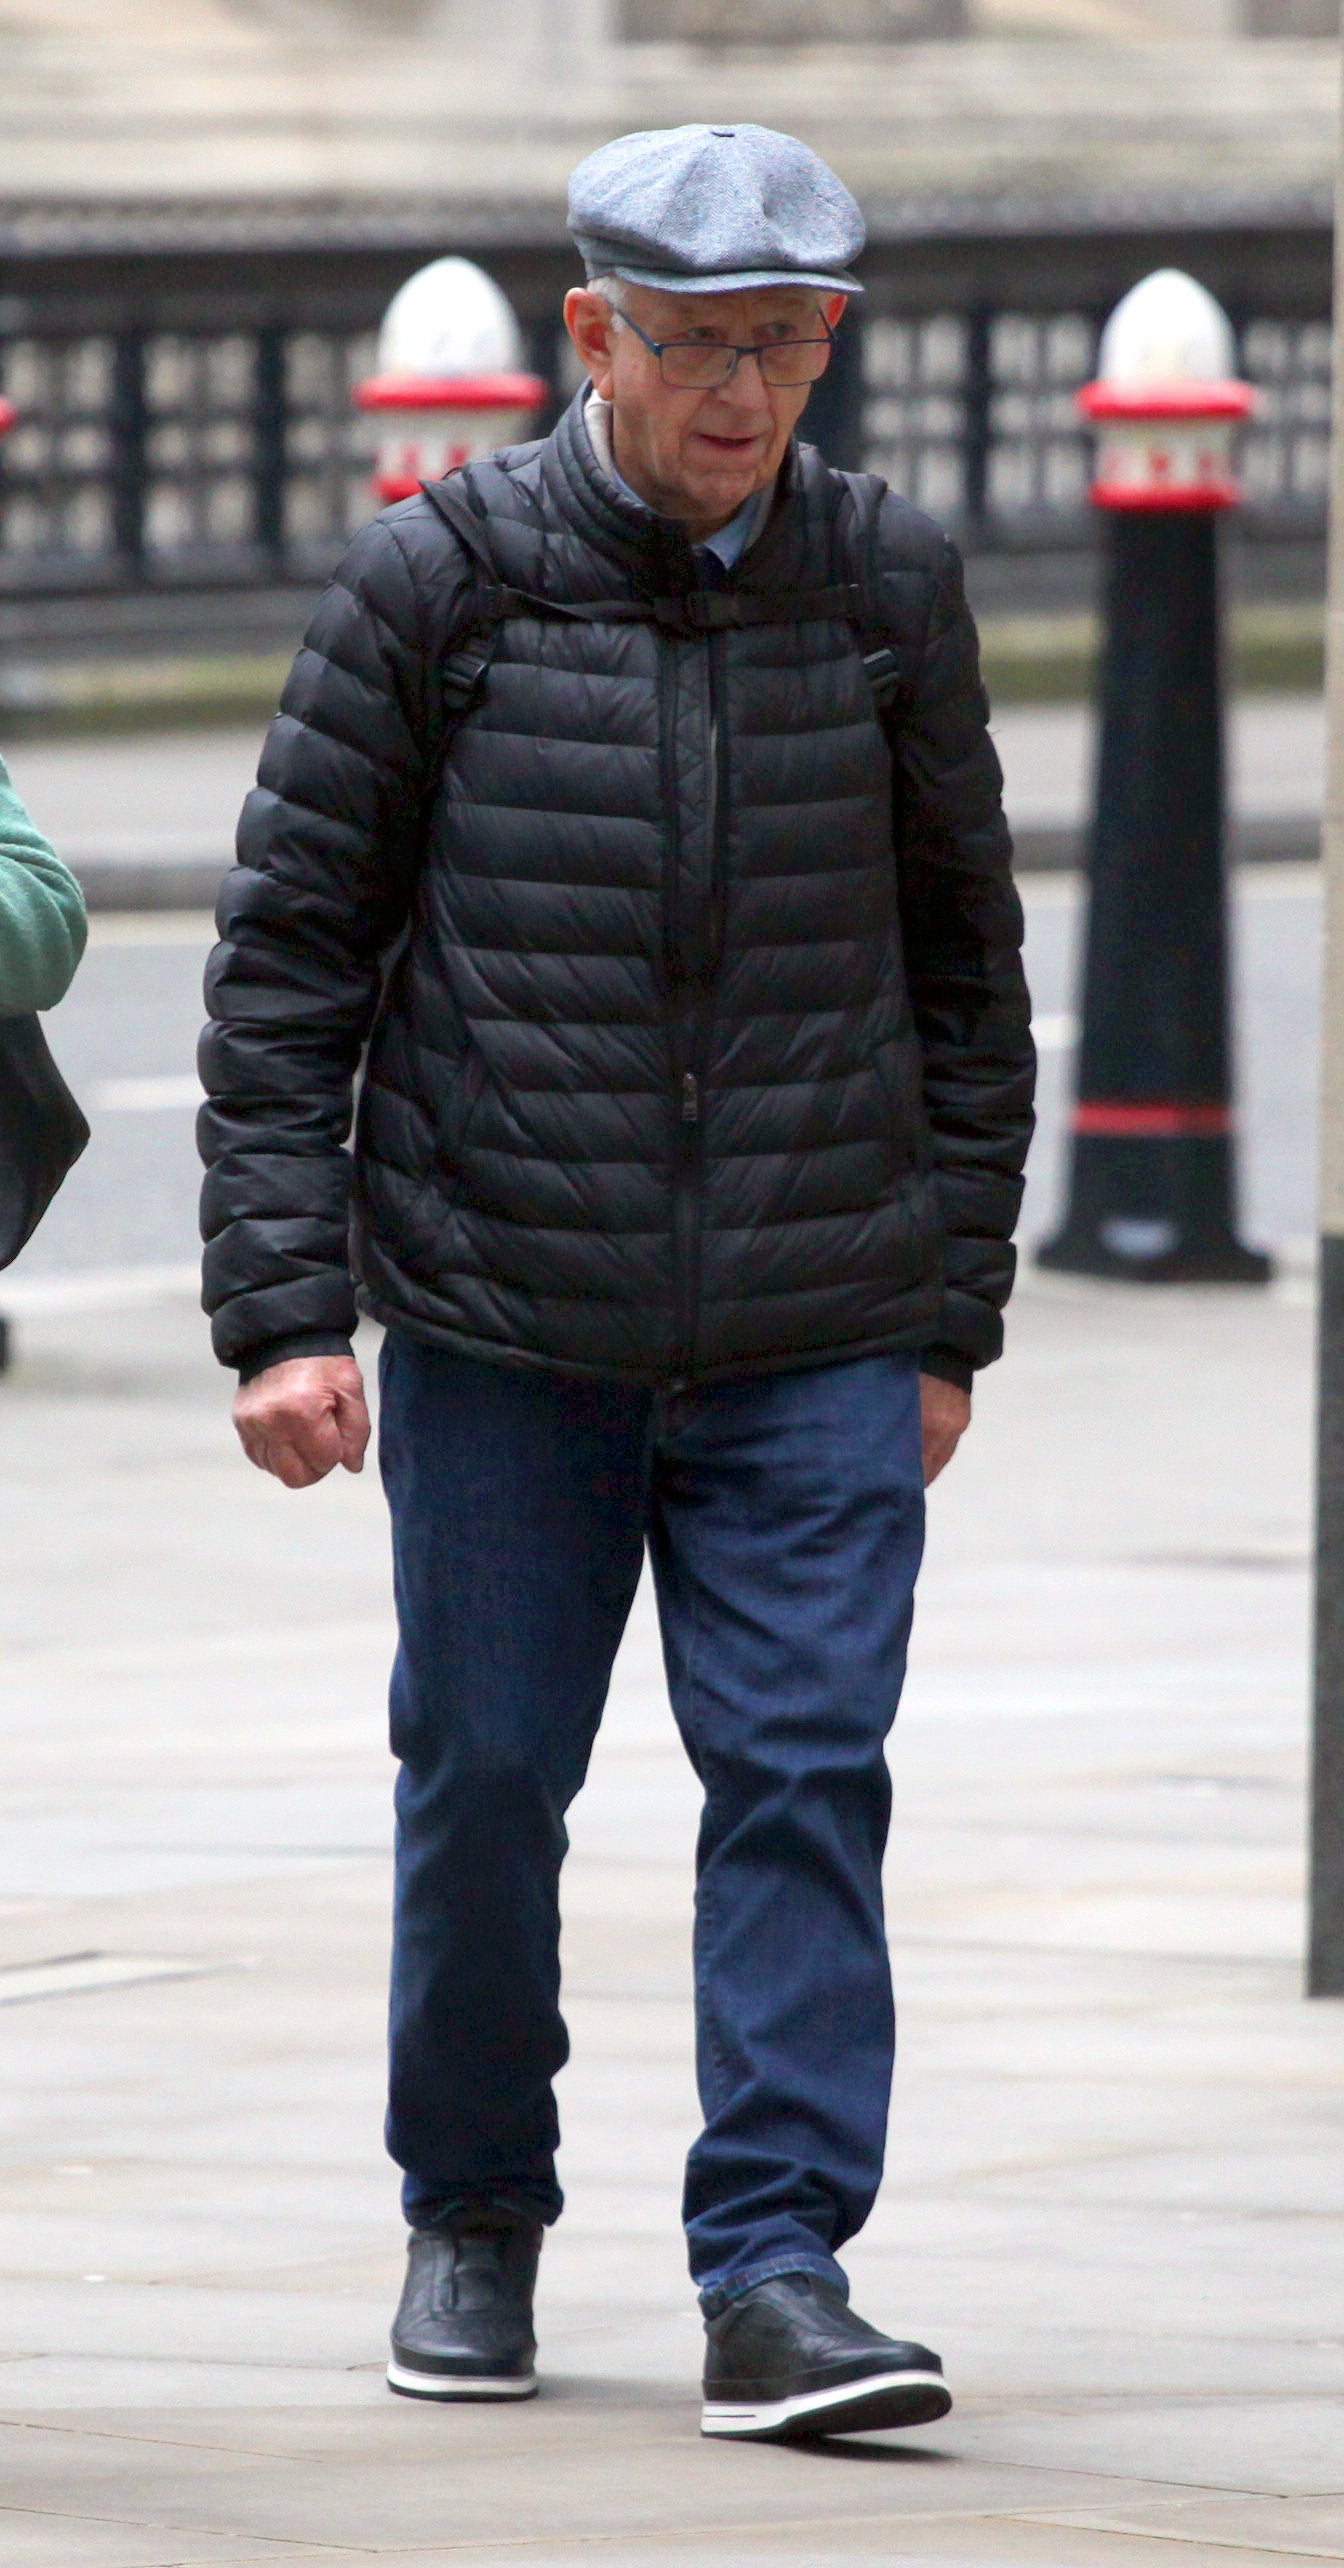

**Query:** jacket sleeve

left=0, top=758, right=87, bottom=1017
left=883, top=518, right=1036, bottom=1384
left=198, top=511, right=454, bottom=1375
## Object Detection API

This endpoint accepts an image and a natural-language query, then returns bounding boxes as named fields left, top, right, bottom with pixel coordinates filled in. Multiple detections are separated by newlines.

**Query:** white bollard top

left=375, top=257, right=527, bottom=385
left=1095, top=268, right=1238, bottom=394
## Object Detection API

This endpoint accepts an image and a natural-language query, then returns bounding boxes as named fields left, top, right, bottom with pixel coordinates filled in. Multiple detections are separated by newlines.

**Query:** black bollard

left=1039, top=508, right=1269, bottom=1282
left=1039, top=264, right=1269, bottom=1288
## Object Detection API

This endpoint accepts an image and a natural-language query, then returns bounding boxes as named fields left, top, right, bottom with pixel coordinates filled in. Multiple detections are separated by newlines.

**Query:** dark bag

left=0, top=1012, right=90, bottom=1271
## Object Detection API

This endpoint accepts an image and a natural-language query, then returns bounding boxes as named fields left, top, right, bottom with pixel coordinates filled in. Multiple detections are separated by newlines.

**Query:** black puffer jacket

left=200, top=395, right=1034, bottom=1390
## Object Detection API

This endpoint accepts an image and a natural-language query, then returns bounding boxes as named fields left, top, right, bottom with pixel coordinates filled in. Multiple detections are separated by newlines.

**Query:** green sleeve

left=0, top=754, right=88, bottom=1016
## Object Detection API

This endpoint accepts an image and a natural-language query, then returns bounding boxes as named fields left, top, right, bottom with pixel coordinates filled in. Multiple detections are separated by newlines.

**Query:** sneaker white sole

left=386, top=2358, right=538, bottom=2401
left=701, top=2366, right=951, bottom=2441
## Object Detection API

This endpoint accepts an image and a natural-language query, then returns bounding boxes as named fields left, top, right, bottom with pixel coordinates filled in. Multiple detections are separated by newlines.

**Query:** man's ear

left=564, top=288, right=619, bottom=401
left=823, top=293, right=848, bottom=333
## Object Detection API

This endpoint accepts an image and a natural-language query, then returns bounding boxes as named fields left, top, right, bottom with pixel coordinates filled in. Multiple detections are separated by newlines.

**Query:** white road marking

left=0, top=1953, right=241, bottom=2007
left=86, top=911, right=217, bottom=946
left=93, top=1075, right=202, bottom=1111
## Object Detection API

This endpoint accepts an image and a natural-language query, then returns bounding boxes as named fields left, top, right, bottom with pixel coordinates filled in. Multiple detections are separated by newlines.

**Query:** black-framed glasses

left=615, top=308, right=835, bottom=391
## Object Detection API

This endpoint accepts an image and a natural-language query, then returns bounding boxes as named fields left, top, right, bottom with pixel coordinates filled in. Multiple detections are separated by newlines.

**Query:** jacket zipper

left=671, top=632, right=725, bottom=1383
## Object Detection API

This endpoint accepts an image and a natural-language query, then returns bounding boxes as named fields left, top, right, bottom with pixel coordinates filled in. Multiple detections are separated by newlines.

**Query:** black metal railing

left=0, top=320, right=381, bottom=592
left=0, top=224, right=1331, bottom=597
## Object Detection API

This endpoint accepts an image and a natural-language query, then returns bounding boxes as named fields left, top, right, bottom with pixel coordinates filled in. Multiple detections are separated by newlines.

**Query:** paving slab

left=0, top=1269, right=1340, bottom=2560
left=1031, top=2493, right=1344, bottom=2559
left=0, top=2399, right=1319, bottom=2561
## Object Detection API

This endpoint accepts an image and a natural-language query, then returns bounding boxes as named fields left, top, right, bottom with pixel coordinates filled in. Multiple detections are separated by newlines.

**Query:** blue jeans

left=378, top=1333, right=925, bottom=2308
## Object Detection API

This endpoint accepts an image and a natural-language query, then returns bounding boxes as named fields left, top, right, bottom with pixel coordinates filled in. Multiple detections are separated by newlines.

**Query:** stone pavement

left=0, top=1255, right=1338, bottom=2565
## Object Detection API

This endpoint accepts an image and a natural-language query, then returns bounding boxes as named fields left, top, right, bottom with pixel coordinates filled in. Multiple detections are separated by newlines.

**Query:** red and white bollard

left=1076, top=267, right=1255, bottom=513
left=353, top=257, right=547, bottom=505
left=1039, top=268, right=1269, bottom=1283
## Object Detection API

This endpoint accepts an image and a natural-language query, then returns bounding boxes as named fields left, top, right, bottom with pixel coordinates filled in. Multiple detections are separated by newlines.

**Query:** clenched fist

left=233, top=1355, right=371, bottom=1490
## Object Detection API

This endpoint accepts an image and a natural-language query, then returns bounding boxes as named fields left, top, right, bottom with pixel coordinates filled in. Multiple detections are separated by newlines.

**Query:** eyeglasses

left=614, top=308, right=835, bottom=391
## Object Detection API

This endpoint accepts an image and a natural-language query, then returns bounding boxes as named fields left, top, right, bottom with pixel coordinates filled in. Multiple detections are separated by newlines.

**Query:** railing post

left=253, top=323, right=288, bottom=570
left=0, top=378, right=13, bottom=562
left=109, top=327, right=148, bottom=575
left=962, top=304, right=993, bottom=543
left=524, top=312, right=570, bottom=439
left=804, top=297, right=866, bottom=473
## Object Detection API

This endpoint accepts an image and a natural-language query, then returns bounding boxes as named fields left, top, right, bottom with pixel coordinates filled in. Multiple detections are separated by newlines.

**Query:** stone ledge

left=619, top=0, right=968, bottom=35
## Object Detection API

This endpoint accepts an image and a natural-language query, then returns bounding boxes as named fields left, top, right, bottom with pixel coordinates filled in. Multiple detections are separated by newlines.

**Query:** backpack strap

left=417, top=467, right=902, bottom=747
left=420, top=472, right=866, bottom=641
left=831, top=468, right=909, bottom=724
left=418, top=476, right=504, bottom=727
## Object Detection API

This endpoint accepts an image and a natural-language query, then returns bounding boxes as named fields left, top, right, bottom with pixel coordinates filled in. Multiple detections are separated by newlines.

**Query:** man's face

left=564, top=280, right=846, bottom=539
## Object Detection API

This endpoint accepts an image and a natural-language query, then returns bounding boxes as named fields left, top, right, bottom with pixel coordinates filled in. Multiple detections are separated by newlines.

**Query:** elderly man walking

left=200, top=123, right=1034, bottom=2442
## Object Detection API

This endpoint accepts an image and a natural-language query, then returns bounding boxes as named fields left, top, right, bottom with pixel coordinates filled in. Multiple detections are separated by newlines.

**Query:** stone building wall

left=618, top=1, right=967, bottom=40
left=1239, top=0, right=1337, bottom=29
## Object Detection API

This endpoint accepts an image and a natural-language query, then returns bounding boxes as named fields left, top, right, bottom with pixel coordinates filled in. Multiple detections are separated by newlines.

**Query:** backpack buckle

left=648, top=592, right=743, bottom=635
left=862, top=643, right=903, bottom=712
left=440, top=647, right=493, bottom=718
left=686, top=592, right=744, bottom=633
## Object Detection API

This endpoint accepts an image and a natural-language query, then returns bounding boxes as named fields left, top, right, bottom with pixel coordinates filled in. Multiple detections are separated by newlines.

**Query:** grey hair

left=584, top=271, right=631, bottom=318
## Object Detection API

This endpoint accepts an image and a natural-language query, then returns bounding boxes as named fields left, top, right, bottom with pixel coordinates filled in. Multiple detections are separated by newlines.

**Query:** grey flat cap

left=568, top=123, right=864, bottom=297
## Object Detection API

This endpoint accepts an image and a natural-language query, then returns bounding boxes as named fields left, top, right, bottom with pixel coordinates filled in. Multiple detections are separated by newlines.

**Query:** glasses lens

left=657, top=336, right=834, bottom=390
left=660, top=343, right=737, bottom=389
left=758, top=338, right=832, bottom=386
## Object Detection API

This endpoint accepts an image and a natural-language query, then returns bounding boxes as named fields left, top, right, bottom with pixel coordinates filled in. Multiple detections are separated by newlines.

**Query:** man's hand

left=920, top=1373, right=971, bottom=1487
left=233, top=1355, right=371, bottom=1490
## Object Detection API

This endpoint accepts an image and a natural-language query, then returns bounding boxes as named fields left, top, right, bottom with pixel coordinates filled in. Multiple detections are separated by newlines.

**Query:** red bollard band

left=354, top=372, right=548, bottom=413
left=1077, top=377, right=1257, bottom=514
left=1072, top=1102, right=1232, bottom=1138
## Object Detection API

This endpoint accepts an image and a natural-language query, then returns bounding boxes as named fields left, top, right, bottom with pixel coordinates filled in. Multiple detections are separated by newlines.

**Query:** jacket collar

left=539, top=389, right=831, bottom=597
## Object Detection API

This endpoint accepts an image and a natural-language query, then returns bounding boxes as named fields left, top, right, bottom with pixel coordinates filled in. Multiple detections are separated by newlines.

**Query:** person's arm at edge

left=0, top=755, right=87, bottom=1016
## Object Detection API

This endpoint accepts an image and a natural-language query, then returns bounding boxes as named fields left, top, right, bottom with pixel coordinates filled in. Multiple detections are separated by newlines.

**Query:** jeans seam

left=679, top=1552, right=735, bottom=2121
